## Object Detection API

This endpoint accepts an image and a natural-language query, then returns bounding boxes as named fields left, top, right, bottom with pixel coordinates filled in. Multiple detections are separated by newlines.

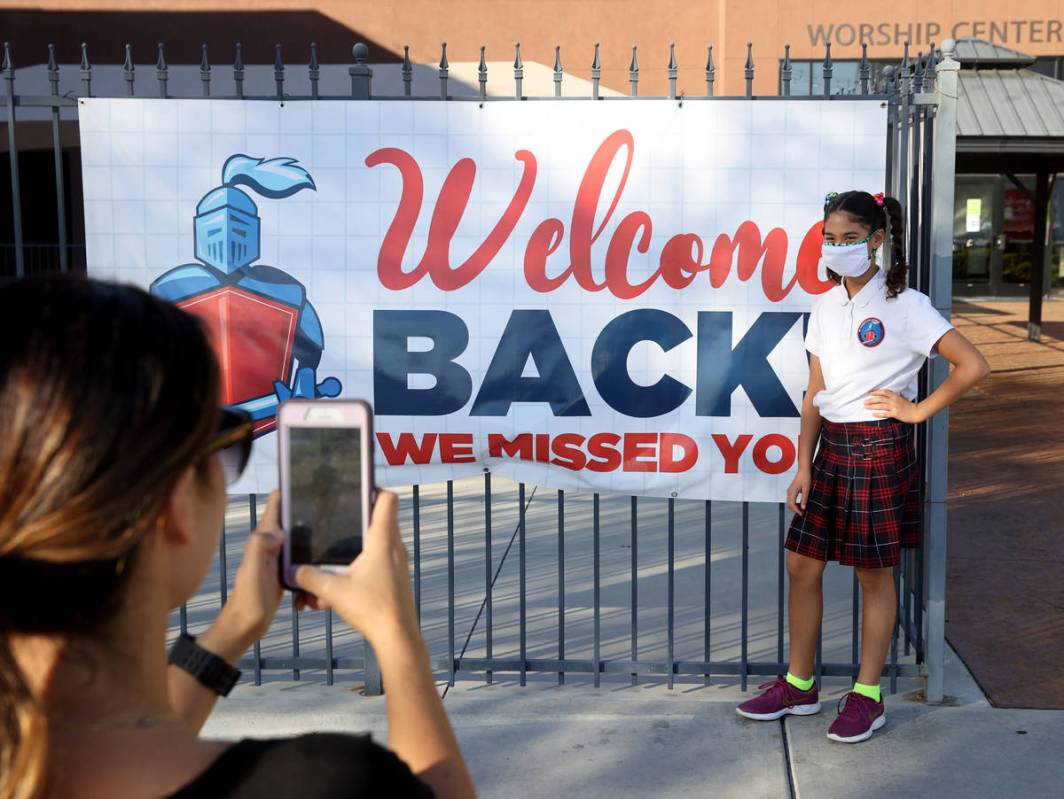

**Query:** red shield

left=178, top=286, right=298, bottom=435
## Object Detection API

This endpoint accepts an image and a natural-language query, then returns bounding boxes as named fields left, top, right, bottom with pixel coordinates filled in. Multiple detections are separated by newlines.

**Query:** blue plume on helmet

left=221, top=155, right=317, bottom=199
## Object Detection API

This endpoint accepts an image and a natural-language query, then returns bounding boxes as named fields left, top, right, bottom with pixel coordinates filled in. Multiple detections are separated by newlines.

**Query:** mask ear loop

left=877, top=213, right=891, bottom=271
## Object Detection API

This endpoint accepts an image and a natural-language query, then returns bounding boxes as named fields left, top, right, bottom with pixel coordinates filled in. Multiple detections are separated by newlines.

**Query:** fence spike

left=553, top=45, right=562, bottom=97
left=924, top=45, right=936, bottom=90
left=479, top=46, right=488, bottom=99
left=629, top=45, right=638, bottom=96
left=591, top=42, right=601, bottom=100
left=822, top=41, right=832, bottom=96
left=1, top=41, right=11, bottom=74
left=233, top=42, right=244, bottom=99
left=274, top=43, right=284, bottom=100
left=706, top=44, right=715, bottom=96
left=667, top=42, right=677, bottom=99
left=81, top=42, right=93, bottom=97
left=155, top=42, right=167, bottom=98
left=48, top=43, right=61, bottom=96
left=514, top=42, right=523, bottom=99
left=439, top=42, right=449, bottom=99
left=309, top=42, right=320, bottom=99
left=899, top=42, right=912, bottom=100
left=402, top=44, right=413, bottom=97
left=120, top=43, right=134, bottom=96
left=781, top=43, right=792, bottom=96
left=200, top=43, right=211, bottom=97
left=744, top=42, right=754, bottom=98
left=859, top=42, right=870, bottom=94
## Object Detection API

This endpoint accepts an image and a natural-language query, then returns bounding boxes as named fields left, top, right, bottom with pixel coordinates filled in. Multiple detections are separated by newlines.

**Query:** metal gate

left=1, top=37, right=958, bottom=701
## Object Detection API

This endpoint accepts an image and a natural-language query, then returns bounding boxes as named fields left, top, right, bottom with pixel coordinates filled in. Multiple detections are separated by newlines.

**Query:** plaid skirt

left=785, top=419, right=919, bottom=569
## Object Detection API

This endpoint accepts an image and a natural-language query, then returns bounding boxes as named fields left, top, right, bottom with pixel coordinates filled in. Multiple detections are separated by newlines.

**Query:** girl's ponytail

left=881, top=195, right=908, bottom=298
left=0, top=632, right=47, bottom=799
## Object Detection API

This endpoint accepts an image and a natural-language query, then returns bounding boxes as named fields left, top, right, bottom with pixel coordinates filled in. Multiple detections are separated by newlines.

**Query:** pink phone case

left=278, top=399, right=375, bottom=591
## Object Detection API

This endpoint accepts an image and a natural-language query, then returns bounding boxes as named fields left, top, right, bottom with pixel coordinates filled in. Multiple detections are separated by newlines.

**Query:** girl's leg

left=786, top=551, right=827, bottom=680
left=855, top=566, right=897, bottom=687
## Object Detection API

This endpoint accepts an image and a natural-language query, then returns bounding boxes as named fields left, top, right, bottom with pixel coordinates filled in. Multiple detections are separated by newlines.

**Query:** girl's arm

left=788, top=355, right=825, bottom=516
left=865, top=330, right=990, bottom=422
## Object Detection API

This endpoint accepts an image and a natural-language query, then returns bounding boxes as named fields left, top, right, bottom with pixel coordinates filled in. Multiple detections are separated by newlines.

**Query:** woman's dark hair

left=823, top=190, right=907, bottom=298
left=0, top=275, right=219, bottom=799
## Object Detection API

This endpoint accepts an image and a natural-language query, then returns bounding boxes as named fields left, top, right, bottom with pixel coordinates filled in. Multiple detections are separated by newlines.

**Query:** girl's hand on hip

left=865, top=389, right=923, bottom=423
left=294, top=491, right=420, bottom=651
left=787, top=469, right=811, bottom=516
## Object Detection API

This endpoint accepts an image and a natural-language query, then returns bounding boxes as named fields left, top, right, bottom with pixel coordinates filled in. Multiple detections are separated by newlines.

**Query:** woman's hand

left=864, top=389, right=924, bottom=423
left=787, top=468, right=812, bottom=516
left=294, top=491, right=419, bottom=651
left=211, top=491, right=285, bottom=653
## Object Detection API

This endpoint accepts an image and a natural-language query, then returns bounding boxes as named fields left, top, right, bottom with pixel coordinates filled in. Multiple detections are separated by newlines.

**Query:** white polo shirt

left=805, top=270, right=953, bottom=423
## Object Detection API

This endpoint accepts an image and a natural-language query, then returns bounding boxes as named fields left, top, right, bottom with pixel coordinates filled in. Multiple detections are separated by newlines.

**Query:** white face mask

left=821, top=236, right=876, bottom=278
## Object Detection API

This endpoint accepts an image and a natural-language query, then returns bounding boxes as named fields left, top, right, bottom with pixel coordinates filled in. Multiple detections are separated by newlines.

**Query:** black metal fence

left=1, top=37, right=954, bottom=695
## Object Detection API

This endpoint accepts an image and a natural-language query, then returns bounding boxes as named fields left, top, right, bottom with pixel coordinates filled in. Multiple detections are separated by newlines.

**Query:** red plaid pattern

left=785, top=419, right=919, bottom=569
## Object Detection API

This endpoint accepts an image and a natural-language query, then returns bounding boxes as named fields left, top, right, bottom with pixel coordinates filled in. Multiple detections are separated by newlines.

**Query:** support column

left=1028, top=171, right=1050, bottom=341
left=925, top=39, right=960, bottom=705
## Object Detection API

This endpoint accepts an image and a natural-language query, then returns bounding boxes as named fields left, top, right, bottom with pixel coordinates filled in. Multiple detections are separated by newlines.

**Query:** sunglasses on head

left=202, top=407, right=254, bottom=485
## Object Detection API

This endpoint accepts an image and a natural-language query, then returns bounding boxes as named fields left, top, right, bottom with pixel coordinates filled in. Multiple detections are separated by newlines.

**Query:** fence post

left=925, top=38, right=959, bottom=705
left=363, top=641, right=383, bottom=695
left=350, top=42, right=372, bottom=99
left=2, top=44, right=24, bottom=279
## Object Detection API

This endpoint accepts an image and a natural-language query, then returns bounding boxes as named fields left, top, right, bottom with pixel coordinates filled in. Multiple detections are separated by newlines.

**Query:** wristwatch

left=168, top=633, right=241, bottom=696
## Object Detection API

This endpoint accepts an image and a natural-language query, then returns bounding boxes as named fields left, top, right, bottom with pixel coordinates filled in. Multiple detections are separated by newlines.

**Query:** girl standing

left=736, top=190, right=989, bottom=743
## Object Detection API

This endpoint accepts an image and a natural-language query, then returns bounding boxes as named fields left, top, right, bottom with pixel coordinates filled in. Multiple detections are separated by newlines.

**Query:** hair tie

left=824, top=191, right=838, bottom=205
left=873, top=192, right=885, bottom=207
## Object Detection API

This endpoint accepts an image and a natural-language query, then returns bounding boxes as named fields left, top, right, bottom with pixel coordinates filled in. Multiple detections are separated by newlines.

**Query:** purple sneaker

left=826, top=691, right=886, bottom=743
left=736, top=678, right=821, bottom=721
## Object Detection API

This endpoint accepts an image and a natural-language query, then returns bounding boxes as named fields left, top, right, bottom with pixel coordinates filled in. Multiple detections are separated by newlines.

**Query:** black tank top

left=169, top=733, right=434, bottom=798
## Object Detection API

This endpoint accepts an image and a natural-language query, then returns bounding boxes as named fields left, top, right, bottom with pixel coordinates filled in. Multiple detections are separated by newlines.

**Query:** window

left=779, top=60, right=892, bottom=95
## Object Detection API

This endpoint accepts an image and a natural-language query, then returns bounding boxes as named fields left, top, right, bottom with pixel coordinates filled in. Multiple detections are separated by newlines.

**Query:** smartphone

left=278, top=399, right=374, bottom=590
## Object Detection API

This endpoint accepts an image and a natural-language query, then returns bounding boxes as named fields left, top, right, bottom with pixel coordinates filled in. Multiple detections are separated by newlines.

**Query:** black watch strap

left=168, top=633, right=241, bottom=697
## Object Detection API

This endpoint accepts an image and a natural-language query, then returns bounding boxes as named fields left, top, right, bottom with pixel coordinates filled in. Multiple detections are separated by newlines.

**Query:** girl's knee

left=786, top=552, right=826, bottom=583
left=855, top=566, right=895, bottom=591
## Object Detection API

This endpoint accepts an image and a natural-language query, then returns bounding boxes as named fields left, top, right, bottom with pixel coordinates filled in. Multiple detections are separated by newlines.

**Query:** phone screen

left=287, top=426, right=363, bottom=565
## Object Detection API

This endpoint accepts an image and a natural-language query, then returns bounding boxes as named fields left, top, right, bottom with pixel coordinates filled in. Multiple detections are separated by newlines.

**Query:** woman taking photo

left=0, top=275, right=475, bottom=798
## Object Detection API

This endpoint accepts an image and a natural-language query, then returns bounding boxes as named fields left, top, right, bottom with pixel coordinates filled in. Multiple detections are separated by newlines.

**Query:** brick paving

left=946, top=298, right=1064, bottom=708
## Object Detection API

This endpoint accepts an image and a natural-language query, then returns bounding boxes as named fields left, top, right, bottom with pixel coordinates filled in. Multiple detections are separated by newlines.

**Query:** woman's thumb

left=294, top=565, right=342, bottom=603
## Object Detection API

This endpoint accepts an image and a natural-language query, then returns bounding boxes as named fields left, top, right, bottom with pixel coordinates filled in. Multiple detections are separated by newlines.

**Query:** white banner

left=79, top=98, right=887, bottom=501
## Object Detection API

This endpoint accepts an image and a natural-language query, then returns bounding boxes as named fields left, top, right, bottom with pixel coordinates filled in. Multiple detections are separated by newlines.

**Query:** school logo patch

left=858, top=317, right=885, bottom=347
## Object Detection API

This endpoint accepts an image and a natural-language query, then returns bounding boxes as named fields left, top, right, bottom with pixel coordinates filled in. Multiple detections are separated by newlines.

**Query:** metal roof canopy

left=953, top=38, right=1064, bottom=162
left=952, top=37, right=1036, bottom=68
left=957, top=70, right=1064, bottom=157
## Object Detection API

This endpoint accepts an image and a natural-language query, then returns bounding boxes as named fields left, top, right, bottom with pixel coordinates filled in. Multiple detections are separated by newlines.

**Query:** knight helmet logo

left=150, top=154, right=342, bottom=437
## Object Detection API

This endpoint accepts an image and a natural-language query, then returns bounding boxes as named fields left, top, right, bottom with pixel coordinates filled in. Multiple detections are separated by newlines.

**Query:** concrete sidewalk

left=201, top=642, right=1064, bottom=798
left=178, top=474, right=1058, bottom=798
